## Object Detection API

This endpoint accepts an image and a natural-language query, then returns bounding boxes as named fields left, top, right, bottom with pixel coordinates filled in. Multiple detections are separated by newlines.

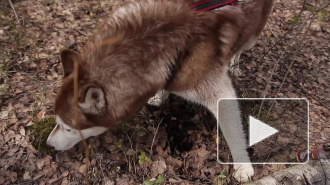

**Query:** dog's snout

left=46, top=138, right=54, bottom=148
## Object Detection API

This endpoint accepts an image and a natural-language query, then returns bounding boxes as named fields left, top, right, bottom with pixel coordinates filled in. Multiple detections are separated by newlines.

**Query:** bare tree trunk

left=251, top=160, right=330, bottom=185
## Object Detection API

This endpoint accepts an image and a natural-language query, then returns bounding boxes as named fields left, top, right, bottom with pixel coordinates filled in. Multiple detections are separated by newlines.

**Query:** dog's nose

left=46, top=139, right=54, bottom=148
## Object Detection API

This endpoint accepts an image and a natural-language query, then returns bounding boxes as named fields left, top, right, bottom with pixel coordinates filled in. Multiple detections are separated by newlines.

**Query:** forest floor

left=0, top=0, right=329, bottom=184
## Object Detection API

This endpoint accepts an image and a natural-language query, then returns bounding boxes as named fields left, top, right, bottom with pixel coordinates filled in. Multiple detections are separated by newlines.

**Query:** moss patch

left=29, top=117, right=56, bottom=154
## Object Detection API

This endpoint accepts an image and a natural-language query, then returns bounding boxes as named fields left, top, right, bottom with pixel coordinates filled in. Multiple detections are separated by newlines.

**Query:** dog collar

left=190, top=0, right=241, bottom=13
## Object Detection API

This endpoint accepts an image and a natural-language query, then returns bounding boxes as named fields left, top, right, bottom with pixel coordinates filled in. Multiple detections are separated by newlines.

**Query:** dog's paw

left=233, top=163, right=254, bottom=182
left=147, top=91, right=169, bottom=106
left=147, top=97, right=164, bottom=106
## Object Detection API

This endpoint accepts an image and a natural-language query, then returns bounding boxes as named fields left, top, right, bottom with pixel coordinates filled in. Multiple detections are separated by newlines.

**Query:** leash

left=190, top=0, right=241, bottom=13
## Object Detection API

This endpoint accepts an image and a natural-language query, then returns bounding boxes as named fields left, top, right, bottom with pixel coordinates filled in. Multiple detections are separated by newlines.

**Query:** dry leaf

left=26, top=120, right=35, bottom=126
left=23, top=171, right=31, bottom=180
left=37, top=160, right=45, bottom=170
left=19, top=127, right=25, bottom=136
left=166, top=156, right=182, bottom=170
left=10, top=172, right=17, bottom=182
left=62, top=170, right=69, bottom=177
left=151, top=159, right=167, bottom=177
left=79, top=164, right=87, bottom=174
left=126, top=149, right=136, bottom=156
left=37, top=111, right=45, bottom=119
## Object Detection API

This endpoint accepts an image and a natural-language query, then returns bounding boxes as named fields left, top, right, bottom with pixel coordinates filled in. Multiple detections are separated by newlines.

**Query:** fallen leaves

left=78, top=164, right=87, bottom=174
left=23, top=171, right=31, bottom=180
left=151, top=159, right=167, bottom=177
left=37, top=160, right=45, bottom=170
left=0, top=0, right=329, bottom=184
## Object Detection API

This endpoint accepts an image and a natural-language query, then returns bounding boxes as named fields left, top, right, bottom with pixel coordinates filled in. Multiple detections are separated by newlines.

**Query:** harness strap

left=190, top=0, right=240, bottom=13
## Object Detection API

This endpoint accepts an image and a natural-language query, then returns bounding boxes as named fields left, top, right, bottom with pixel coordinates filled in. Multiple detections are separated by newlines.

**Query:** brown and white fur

left=47, top=0, right=275, bottom=182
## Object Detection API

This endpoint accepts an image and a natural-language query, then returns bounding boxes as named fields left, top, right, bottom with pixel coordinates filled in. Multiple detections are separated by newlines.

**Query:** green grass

left=288, top=14, right=301, bottom=25
left=318, top=9, right=327, bottom=21
left=29, top=117, right=56, bottom=154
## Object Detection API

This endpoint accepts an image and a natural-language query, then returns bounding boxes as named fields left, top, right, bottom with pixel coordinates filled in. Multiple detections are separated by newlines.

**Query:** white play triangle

left=249, top=116, right=279, bottom=147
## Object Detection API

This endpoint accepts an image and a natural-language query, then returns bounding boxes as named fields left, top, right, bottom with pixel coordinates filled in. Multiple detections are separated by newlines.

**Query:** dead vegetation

left=0, top=0, right=329, bottom=184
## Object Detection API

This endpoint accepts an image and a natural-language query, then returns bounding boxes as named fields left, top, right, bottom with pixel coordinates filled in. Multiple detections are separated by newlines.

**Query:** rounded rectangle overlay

left=217, top=98, right=309, bottom=165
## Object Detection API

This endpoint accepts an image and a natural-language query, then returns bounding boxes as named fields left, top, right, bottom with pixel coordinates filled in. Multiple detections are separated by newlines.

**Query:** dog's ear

left=60, top=49, right=84, bottom=77
left=78, top=84, right=106, bottom=115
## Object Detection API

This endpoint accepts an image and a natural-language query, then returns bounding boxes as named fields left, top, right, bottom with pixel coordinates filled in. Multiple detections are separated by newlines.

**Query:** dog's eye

left=66, top=129, right=71, bottom=132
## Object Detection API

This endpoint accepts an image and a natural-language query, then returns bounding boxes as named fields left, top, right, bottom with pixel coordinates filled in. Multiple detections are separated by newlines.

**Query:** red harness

left=190, top=0, right=240, bottom=13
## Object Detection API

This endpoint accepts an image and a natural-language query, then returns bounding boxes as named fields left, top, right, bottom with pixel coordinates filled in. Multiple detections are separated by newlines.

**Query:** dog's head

left=46, top=49, right=113, bottom=150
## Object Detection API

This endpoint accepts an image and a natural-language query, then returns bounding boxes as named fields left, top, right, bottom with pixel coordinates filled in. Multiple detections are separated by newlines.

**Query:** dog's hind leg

left=147, top=90, right=169, bottom=106
left=171, top=71, right=254, bottom=182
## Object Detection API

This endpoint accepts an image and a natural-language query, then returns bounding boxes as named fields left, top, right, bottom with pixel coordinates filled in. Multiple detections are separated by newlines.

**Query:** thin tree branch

left=257, top=0, right=311, bottom=118
left=74, top=59, right=90, bottom=185
left=257, top=0, right=307, bottom=69
left=150, top=118, right=163, bottom=156
left=8, top=0, right=20, bottom=24
left=265, top=1, right=318, bottom=117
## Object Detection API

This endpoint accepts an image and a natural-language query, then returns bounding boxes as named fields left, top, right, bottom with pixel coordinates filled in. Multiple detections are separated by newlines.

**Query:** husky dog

left=47, top=0, right=275, bottom=182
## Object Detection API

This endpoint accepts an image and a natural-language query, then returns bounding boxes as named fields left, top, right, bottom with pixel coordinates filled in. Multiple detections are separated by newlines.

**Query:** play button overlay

left=249, top=116, right=278, bottom=147
left=217, top=98, right=309, bottom=164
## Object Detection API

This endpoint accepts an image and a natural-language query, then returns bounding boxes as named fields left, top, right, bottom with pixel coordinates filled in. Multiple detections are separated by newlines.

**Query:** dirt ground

left=0, top=0, right=329, bottom=184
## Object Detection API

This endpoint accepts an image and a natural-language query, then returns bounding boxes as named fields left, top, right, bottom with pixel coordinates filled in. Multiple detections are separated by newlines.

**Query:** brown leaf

left=19, top=127, right=25, bottom=136
left=289, top=125, right=297, bottom=134
left=10, top=172, right=17, bottom=182
left=126, top=149, right=136, bottom=156
left=26, top=144, right=38, bottom=154
left=37, top=160, right=45, bottom=170
left=151, top=159, right=167, bottom=177
left=156, top=146, right=168, bottom=158
left=197, top=148, right=210, bottom=158
left=7, top=147, right=19, bottom=156
left=166, top=156, right=183, bottom=170
left=90, top=159, right=96, bottom=166
left=62, top=170, right=69, bottom=177
left=44, top=156, right=51, bottom=166
left=33, top=171, right=46, bottom=180
left=277, top=135, right=290, bottom=144
left=37, top=111, right=45, bottom=119
left=104, top=136, right=113, bottom=143
left=26, top=120, right=35, bottom=126
left=79, top=164, right=87, bottom=174
left=48, top=176, right=61, bottom=184
left=105, top=179, right=115, bottom=185
left=23, top=171, right=31, bottom=180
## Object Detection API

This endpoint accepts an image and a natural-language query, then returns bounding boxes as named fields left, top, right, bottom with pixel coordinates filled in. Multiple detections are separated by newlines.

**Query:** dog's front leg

left=171, top=72, right=254, bottom=182
left=147, top=90, right=169, bottom=106
left=216, top=95, right=254, bottom=182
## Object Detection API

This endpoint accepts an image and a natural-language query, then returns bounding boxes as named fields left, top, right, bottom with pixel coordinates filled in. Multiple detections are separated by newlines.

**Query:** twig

left=96, top=158, right=107, bottom=183
left=75, top=29, right=88, bottom=37
left=266, top=23, right=278, bottom=39
left=8, top=0, right=20, bottom=24
left=257, top=0, right=307, bottom=70
left=257, top=0, right=310, bottom=118
left=315, top=0, right=329, bottom=11
left=275, top=75, right=330, bottom=111
left=150, top=118, right=163, bottom=156
left=125, top=132, right=137, bottom=174
left=265, top=1, right=318, bottom=117
left=73, top=59, right=90, bottom=185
